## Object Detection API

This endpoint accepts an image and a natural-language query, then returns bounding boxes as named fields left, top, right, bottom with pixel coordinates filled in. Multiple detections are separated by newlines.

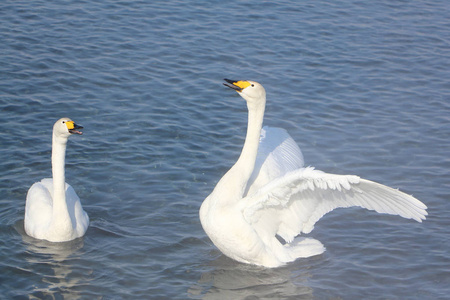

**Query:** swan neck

left=207, top=98, right=266, bottom=206
left=235, top=100, right=265, bottom=182
left=51, top=133, right=69, bottom=221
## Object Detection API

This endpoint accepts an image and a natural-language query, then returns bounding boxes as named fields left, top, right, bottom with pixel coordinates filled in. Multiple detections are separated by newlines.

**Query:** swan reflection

left=17, top=220, right=87, bottom=299
left=189, top=252, right=316, bottom=299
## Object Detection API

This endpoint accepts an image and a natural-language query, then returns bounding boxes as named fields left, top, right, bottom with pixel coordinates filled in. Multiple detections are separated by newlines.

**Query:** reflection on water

left=15, top=220, right=87, bottom=299
left=189, top=253, right=316, bottom=299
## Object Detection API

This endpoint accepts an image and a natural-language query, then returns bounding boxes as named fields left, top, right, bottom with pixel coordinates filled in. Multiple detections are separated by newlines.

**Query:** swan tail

left=284, top=237, right=325, bottom=260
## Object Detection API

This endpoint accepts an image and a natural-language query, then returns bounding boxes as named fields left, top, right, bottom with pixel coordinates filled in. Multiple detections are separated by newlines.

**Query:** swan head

left=53, top=118, right=83, bottom=139
left=223, top=79, right=266, bottom=105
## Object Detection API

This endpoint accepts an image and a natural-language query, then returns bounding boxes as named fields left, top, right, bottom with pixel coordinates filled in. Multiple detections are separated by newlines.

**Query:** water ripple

left=1, top=0, right=449, bottom=299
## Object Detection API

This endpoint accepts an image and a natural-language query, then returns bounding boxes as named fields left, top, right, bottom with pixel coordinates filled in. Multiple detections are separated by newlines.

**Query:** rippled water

left=1, top=0, right=449, bottom=299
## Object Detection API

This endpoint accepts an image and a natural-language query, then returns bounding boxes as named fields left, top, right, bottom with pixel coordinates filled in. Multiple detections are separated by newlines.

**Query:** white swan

left=25, top=118, right=89, bottom=242
left=200, top=79, right=427, bottom=268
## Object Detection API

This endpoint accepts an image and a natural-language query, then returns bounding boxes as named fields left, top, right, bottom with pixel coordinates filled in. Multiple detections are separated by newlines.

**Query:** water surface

left=1, top=0, right=449, bottom=299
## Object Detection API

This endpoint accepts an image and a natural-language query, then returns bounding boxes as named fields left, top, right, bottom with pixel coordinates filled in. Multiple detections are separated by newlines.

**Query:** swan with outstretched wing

left=199, top=79, right=427, bottom=268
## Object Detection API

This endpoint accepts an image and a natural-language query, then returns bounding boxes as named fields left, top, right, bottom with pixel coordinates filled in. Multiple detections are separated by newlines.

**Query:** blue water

left=1, top=0, right=449, bottom=299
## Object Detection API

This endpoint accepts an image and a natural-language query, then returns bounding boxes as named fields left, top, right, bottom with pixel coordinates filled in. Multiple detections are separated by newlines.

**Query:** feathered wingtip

left=284, top=237, right=325, bottom=261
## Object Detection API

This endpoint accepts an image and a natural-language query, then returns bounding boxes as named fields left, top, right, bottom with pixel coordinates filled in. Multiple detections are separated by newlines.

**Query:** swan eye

left=251, top=84, right=254, bottom=87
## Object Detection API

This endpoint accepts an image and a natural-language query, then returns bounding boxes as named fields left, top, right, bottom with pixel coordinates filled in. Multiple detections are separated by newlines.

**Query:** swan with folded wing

left=25, top=118, right=89, bottom=242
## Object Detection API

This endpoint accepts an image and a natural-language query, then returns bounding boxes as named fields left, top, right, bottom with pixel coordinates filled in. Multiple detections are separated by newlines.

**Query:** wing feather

left=245, top=126, right=304, bottom=196
left=241, top=168, right=427, bottom=243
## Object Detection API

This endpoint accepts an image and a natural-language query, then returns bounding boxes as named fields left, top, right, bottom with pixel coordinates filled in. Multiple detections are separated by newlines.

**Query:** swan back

left=25, top=179, right=89, bottom=241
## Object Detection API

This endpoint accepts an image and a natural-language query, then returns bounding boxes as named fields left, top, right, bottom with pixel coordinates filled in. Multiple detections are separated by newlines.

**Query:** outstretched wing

left=241, top=167, right=427, bottom=243
left=245, top=126, right=304, bottom=196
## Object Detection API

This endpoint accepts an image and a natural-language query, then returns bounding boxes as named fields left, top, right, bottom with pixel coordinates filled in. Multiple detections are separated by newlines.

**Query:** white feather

left=243, top=168, right=427, bottom=244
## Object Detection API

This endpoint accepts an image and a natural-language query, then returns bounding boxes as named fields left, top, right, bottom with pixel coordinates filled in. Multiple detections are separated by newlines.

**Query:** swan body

left=200, top=79, right=427, bottom=268
left=25, top=118, right=89, bottom=242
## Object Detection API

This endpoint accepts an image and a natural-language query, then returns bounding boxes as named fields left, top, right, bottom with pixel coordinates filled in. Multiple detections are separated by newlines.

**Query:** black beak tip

left=68, top=123, right=84, bottom=135
left=223, top=78, right=242, bottom=91
left=224, top=78, right=235, bottom=84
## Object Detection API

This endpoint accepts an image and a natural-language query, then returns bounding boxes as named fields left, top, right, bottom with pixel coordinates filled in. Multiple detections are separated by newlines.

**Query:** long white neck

left=51, top=133, right=72, bottom=229
left=213, top=98, right=266, bottom=202
left=234, top=101, right=265, bottom=182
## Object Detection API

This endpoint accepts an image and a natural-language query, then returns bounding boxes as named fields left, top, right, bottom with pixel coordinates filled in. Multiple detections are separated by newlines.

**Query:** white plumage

left=200, top=79, right=427, bottom=268
left=25, top=118, right=89, bottom=242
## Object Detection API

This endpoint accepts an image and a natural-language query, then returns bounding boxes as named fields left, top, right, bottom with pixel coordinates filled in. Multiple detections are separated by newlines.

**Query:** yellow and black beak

left=223, top=79, right=251, bottom=92
left=66, top=121, right=83, bottom=135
